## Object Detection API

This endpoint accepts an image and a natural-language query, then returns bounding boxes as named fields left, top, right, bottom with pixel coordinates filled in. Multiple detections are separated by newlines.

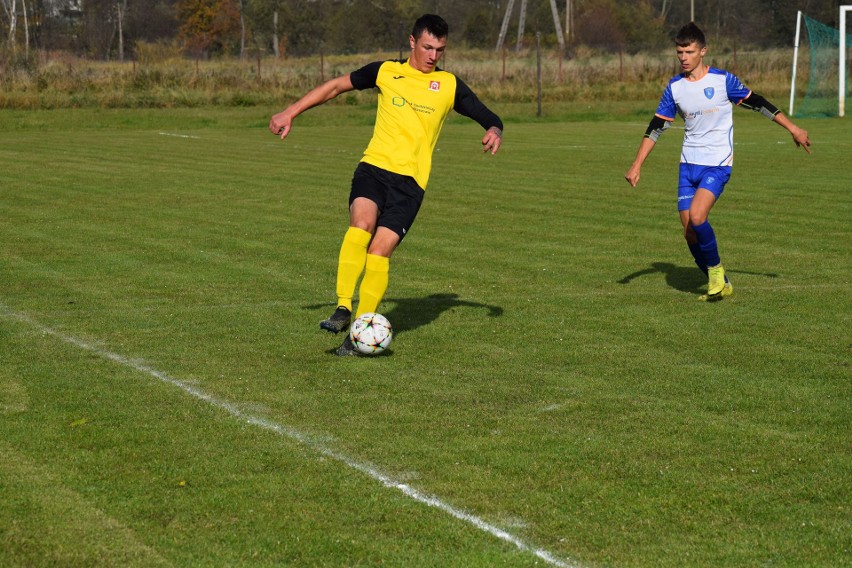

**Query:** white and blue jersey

left=656, top=68, right=751, bottom=167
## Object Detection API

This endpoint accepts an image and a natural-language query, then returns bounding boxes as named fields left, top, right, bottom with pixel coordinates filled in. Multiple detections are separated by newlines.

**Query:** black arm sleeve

left=453, top=77, right=503, bottom=132
left=349, top=61, right=384, bottom=91
left=739, top=92, right=780, bottom=119
left=644, top=115, right=670, bottom=142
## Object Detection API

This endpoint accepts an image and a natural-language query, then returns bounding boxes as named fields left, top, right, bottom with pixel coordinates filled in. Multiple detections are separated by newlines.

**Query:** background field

left=0, top=106, right=849, bottom=567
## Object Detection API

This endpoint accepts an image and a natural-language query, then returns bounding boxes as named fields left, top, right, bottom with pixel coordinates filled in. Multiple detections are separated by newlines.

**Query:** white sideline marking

left=158, top=132, right=200, bottom=139
left=1, top=304, right=580, bottom=568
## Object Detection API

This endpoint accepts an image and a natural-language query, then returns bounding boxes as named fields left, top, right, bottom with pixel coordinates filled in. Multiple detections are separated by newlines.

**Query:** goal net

left=794, top=13, right=851, bottom=117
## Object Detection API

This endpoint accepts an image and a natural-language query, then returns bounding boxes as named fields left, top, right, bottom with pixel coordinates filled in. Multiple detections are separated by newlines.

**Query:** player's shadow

left=305, top=292, right=503, bottom=335
left=618, top=262, right=778, bottom=293
left=384, top=293, right=503, bottom=334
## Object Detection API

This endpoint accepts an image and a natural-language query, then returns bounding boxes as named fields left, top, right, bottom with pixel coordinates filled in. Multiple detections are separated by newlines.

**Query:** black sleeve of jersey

left=453, top=77, right=503, bottom=131
left=739, top=92, right=780, bottom=119
left=349, top=61, right=384, bottom=91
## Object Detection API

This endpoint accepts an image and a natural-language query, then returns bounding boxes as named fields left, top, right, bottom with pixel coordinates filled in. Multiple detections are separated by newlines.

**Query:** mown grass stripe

left=0, top=301, right=582, bottom=568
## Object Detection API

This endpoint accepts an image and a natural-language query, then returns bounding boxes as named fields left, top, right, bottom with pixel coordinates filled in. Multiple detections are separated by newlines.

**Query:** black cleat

left=320, top=306, right=351, bottom=334
left=335, top=335, right=359, bottom=357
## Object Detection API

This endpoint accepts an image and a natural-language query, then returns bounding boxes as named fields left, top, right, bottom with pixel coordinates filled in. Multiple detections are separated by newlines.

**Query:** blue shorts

left=677, top=164, right=732, bottom=211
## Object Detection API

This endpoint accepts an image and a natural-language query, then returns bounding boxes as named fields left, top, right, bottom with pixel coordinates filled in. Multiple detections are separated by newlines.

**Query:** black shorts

left=349, top=162, right=425, bottom=241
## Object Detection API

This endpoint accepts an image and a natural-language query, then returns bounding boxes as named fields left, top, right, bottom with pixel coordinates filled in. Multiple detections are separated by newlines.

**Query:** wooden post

left=558, top=46, right=563, bottom=83
left=273, top=11, right=280, bottom=58
left=517, top=0, right=528, bottom=52
left=565, top=0, right=572, bottom=43
left=536, top=32, right=542, bottom=117
left=496, top=0, right=516, bottom=51
left=548, top=0, right=564, bottom=52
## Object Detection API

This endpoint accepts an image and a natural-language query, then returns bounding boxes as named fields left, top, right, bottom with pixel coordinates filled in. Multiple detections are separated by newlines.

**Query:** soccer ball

left=349, top=312, right=393, bottom=355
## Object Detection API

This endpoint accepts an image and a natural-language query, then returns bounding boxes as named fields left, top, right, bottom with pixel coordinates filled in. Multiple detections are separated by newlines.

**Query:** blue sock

left=691, top=220, right=721, bottom=267
left=687, top=241, right=708, bottom=275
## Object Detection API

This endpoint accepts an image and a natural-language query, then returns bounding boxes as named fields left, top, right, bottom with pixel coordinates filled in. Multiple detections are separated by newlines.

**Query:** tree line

left=0, top=0, right=843, bottom=62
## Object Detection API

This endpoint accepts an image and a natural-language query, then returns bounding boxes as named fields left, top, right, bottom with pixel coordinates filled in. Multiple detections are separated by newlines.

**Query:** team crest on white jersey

left=429, top=80, right=441, bottom=92
left=704, top=87, right=715, bottom=99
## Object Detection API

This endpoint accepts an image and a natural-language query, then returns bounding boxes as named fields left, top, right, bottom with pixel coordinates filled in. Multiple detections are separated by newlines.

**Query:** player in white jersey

left=625, top=22, right=811, bottom=300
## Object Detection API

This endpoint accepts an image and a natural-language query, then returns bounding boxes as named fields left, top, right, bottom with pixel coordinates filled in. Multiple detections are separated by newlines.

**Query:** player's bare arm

left=626, top=138, right=658, bottom=187
left=269, top=75, right=355, bottom=139
left=773, top=113, right=812, bottom=154
left=624, top=162, right=643, bottom=188
left=625, top=120, right=666, bottom=187
left=626, top=152, right=647, bottom=188
left=739, top=92, right=812, bottom=154
left=482, top=126, right=503, bottom=155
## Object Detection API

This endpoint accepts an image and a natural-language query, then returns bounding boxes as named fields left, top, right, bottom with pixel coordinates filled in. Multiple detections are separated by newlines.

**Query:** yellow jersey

left=350, top=59, right=502, bottom=190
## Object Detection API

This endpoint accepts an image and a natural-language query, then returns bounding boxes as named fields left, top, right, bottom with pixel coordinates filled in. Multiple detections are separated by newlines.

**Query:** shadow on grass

left=618, top=262, right=778, bottom=294
left=306, top=292, right=503, bottom=336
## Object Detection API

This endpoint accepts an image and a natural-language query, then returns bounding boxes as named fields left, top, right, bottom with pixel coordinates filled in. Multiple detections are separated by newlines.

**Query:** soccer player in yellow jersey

left=269, top=14, right=503, bottom=355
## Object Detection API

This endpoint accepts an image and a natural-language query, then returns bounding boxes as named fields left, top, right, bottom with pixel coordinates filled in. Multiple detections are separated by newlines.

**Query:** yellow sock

left=335, top=227, right=371, bottom=312
left=355, top=254, right=389, bottom=317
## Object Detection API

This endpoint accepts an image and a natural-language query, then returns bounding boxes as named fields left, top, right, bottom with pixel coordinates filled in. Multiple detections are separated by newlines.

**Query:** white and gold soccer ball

left=349, top=313, right=393, bottom=355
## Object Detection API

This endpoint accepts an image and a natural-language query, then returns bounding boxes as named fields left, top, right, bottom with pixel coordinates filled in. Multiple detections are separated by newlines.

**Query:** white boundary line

left=158, top=132, right=200, bottom=139
left=1, top=304, right=580, bottom=568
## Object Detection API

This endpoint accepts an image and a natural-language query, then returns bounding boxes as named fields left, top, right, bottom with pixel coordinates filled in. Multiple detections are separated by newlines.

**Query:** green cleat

left=699, top=281, right=733, bottom=302
left=707, top=264, right=726, bottom=296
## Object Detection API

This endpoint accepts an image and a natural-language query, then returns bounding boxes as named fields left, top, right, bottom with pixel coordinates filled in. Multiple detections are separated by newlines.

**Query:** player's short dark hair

left=412, top=14, right=449, bottom=40
left=675, top=22, right=706, bottom=47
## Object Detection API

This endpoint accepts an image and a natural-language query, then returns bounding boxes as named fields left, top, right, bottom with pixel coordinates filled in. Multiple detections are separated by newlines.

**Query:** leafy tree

left=574, top=0, right=623, bottom=52
left=129, top=0, right=179, bottom=42
left=79, top=0, right=119, bottom=58
left=613, top=0, right=666, bottom=52
left=326, top=0, right=405, bottom=54
left=177, top=0, right=240, bottom=57
left=243, top=0, right=327, bottom=57
left=7, top=0, right=848, bottom=59
left=463, top=6, right=499, bottom=48
left=242, top=0, right=284, bottom=56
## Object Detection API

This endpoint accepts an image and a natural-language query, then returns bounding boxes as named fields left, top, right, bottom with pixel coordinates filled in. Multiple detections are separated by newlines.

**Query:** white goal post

left=789, top=10, right=803, bottom=116
left=841, top=5, right=851, bottom=116
left=790, top=5, right=851, bottom=117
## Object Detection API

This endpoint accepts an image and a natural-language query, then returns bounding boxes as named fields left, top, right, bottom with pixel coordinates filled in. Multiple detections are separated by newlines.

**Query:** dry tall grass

left=0, top=46, right=799, bottom=110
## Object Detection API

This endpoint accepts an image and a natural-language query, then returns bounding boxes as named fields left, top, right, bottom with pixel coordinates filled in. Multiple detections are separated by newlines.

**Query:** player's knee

left=350, top=221, right=376, bottom=235
left=688, top=211, right=708, bottom=227
left=367, top=229, right=399, bottom=257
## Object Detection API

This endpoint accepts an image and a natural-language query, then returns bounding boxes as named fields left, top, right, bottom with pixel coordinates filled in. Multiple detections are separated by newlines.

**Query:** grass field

left=0, top=105, right=849, bottom=567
